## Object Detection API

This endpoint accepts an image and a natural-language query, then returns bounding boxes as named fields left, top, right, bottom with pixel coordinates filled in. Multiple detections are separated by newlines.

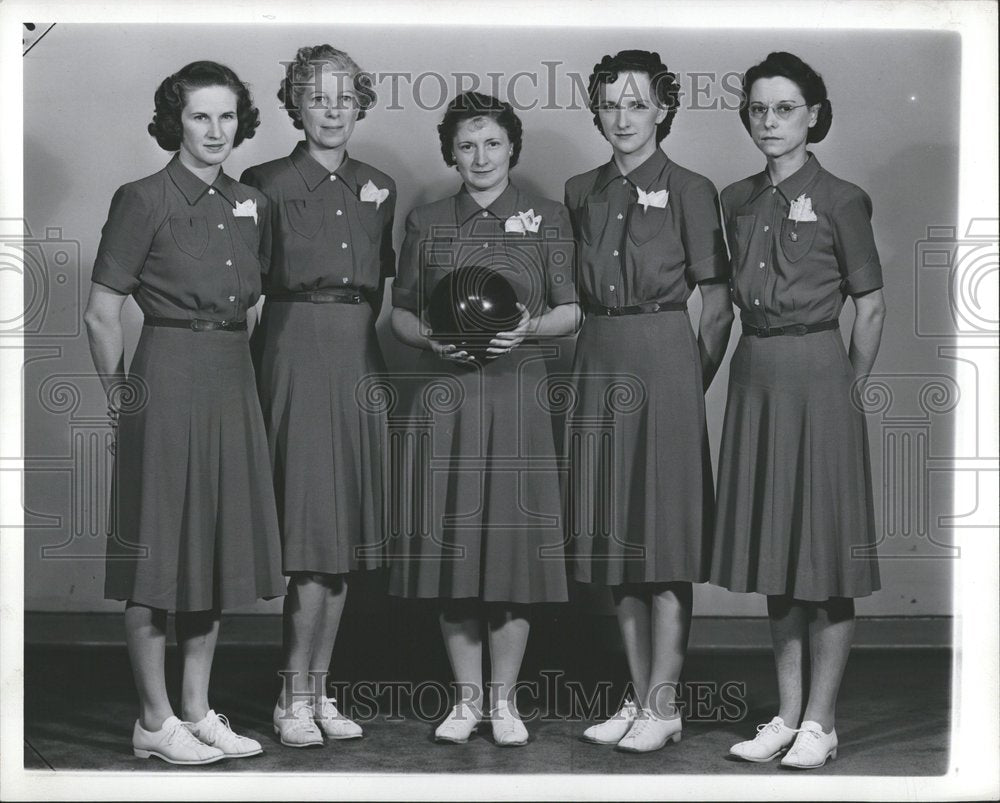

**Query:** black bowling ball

left=427, top=266, right=521, bottom=362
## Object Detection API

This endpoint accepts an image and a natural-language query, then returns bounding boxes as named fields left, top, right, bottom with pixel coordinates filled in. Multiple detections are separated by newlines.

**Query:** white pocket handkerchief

left=505, top=209, right=542, bottom=234
left=788, top=194, right=817, bottom=222
left=360, top=179, right=390, bottom=210
left=636, top=187, right=668, bottom=212
left=232, top=198, right=258, bottom=225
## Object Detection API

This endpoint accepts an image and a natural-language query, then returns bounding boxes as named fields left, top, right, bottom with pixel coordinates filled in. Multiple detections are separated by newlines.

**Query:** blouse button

left=208, top=189, right=216, bottom=195
left=759, top=261, right=765, bottom=269
left=613, top=250, right=619, bottom=257
left=482, top=243, right=489, bottom=249
left=622, top=179, right=628, bottom=186
left=225, top=259, right=233, bottom=266
left=763, top=225, right=770, bottom=232
left=336, top=210, right=343, bottom=216
left=329, top=175, right=337, bottom=181
left=228, top=295, right=235, bottom=302
left=771, top=188, right=777, bottom=194
left=754, top=299, right=761, bottom=306
left=617, top=213, right=623, bottom=220
left=609, top=284, right=616, bottom=291
left=342, top=277, right=350, bottom=284
left=341, top=242, right=348, bottom=249
left=482, top=211, right=489, bottom=218
left=217, top=224, right=225, bottom=229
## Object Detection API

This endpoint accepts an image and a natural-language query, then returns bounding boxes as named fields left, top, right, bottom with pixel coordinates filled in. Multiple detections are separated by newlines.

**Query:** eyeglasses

left=746, top=102, right=807, bottom=120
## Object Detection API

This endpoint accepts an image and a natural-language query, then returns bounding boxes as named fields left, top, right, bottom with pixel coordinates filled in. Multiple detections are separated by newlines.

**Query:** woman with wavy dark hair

left=84, top=60, right=284, bottom=764
left=564, top=49, right=732, bottom=753
left=711, top=52, right=886, bottom=768
left=389, top=91, right=580, bottom=747
left=240, top=44, right=393, bottom=748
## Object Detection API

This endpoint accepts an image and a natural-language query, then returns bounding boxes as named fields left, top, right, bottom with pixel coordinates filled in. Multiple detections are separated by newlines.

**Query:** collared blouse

left=722, top=154, right=883, bottom=328
left=92, top=155, right=268, bottom=321
left=564, top=149, right=728, bottom=308
left=240, top=143, right=395, bottom=294
left=392, top=182, right=576, bottom=317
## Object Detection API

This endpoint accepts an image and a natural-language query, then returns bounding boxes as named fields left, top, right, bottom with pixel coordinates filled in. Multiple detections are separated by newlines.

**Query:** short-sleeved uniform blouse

left=392, top=182, right=576, bottom=315
left=564, top=149, right=728, bottom=307
left=722, top=154, right=883, bottom=327
left=92, top=154, right=268, bottom=319
left=240, top=142, right=395, bottom=295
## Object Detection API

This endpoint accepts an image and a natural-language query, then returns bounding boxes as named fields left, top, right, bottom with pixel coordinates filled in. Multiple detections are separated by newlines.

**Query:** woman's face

left=747, top=76, right=819, bottom=161
left=452, top=116, right=512, bottom=194
left=179, top=85, right=239, bottom=169
left=298, top=67, right=359, bottom=152
left=597, top=71, right=667, bottom=160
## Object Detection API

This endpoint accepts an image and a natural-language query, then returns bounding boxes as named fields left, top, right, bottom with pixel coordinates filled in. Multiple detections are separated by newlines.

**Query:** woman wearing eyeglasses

left=241, top=44, right=395, bottom=748
left=710, top=52, right=886, bottom=769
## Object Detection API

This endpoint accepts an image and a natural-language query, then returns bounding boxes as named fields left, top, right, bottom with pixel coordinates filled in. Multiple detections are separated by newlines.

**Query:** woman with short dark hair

left=241, top=43, right=396, bottom=749
left=389, top=91, right=580, bottom=747
left=711, top=51, right=886, bottom=769
left=564, top=49, right=733, bottom=753
left=84, top=60, right=284, bottom=765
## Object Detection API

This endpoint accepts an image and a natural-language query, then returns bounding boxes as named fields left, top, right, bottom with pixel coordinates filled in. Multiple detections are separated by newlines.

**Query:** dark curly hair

left=277, top=44, right=377, bottom=128
left=738, top=52, right=832, bottom=143
left=437, top=92, right=524, bottom=169
left=587, top=50, right=681, bottom=145
left=147, top=61, right=259, bottom=151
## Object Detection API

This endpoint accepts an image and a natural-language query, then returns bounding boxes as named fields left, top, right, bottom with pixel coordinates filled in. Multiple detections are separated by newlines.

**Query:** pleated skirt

left=568, top=311, right=714, bottom=585
left=251, top=300, right=388, bottom=575
left=387, top=343, right=568, bottom=603
left=105, top=325, right=286, bottom=611
left=710, top=328, right=881, bottom=600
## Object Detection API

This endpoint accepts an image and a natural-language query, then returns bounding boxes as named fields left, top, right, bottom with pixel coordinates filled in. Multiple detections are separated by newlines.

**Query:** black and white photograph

left=1, top=1, right=997, bottom=800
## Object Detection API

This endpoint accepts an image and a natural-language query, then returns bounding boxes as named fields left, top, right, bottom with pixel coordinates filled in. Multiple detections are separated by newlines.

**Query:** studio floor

left=23, top=642, right=950, bottom=776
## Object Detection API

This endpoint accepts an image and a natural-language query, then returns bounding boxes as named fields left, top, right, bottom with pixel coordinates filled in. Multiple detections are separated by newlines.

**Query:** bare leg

left=486, top=605, right=531, bottom=709
left=307, top=574, right=349, bottom=696
left=646, top=582, right=692, bottom=718
left=612, top=584, right=652, bottom=704
left=278, top=573, right=331, bottom=708
left=440, top=599, right=485, bottom=713
left=176, top=607, right=221, bottom=723
left=125, top=602, right=174, bottom=731
left=767, top=594, right=809, bottom=727
left=802, top=597, right=855, bottom=732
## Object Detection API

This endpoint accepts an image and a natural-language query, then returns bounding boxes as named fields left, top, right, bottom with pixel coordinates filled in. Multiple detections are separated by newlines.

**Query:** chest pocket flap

left=628, top=204, right=669, bottom=246
left=284, top=198, right=325, bottom=239
left=779, top=218, right=818, bottom=263
left=169, top=216, right=209, bottom=259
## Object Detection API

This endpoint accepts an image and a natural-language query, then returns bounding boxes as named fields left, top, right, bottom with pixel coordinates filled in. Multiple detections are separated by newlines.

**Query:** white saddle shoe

left=780, top=720, right=838, bottom=769
left=581, top=699, right=639, bottom=745
left=434, top=702, right=482, bottom=744
left=314, top=696, right=363, bottom=740
left=615, top=709, right=682, bottom=753
left=729, top=716, right=797, bottom=762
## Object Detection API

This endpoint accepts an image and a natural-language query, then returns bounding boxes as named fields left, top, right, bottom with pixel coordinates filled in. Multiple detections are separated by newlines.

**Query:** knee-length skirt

left=387, top=343, right=568, bottom=603
left=709, top=328, right=881, bottom=600
left=251, top=300, right=388, bottom=575
left=568, top=310, right=714, bottom=585
left=105, top=325, right=285, bottom=611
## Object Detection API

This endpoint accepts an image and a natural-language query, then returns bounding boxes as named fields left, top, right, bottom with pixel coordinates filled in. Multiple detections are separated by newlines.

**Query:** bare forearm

left=84, top=318, right=126, bottom=395
left=849, top=306, right=885, bottom=379
left=391, top=307, right=434, bottom=351
left=697, top=284, right=735, bottom=391
left=528, top=303, right=581, bottom=338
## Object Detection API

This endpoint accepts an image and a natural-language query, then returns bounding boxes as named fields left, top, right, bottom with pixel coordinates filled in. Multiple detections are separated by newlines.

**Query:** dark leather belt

left=144, top=315, right=247, bottom=332
left=267, top=290, right=363, bottom=304
left=741, top=319, right=839, bottom=338
left=585, top=301, right=687, bottom=317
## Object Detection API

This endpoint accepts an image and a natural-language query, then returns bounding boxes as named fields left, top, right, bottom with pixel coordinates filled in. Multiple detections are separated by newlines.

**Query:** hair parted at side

left=147, top=61, right=259, bottom=151
left=587, top=49, right=681, bottom=144
left=437, top=92, right=524, bottom=169
left=277, top=44, right=377, bottom=128
left=738, top=51, right=833, bottom=143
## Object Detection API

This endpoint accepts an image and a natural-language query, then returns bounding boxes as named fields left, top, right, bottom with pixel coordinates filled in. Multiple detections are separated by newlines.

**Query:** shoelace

left=165, top=721, right=203, bottom=747
left=755, top=720, right=783, bottom=737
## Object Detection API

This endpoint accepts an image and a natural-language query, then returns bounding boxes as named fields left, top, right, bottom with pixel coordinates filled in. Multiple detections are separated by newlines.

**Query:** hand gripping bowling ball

left=427, top=265, right=521, bottom=362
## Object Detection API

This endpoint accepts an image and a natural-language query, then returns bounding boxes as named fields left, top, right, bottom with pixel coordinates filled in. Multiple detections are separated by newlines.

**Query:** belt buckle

left=752, top=325, right=768, bottom=338
left=190, top=319, right=211, bottom=332
left=788, top=324, right=808, bottom=336
left=351, top=293, right=362, bottom=303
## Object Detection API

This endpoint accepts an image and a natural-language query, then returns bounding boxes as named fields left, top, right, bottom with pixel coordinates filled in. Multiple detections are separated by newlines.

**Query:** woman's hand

left=430, top=339, right=477, bottom=365
left=486, top=303, right=531, bottom=358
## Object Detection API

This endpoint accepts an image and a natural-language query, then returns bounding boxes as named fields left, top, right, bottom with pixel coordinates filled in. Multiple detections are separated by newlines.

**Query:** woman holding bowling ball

left=390, top=92, right=580, bottom=747
left=564, top=50, right=732, bottom=753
